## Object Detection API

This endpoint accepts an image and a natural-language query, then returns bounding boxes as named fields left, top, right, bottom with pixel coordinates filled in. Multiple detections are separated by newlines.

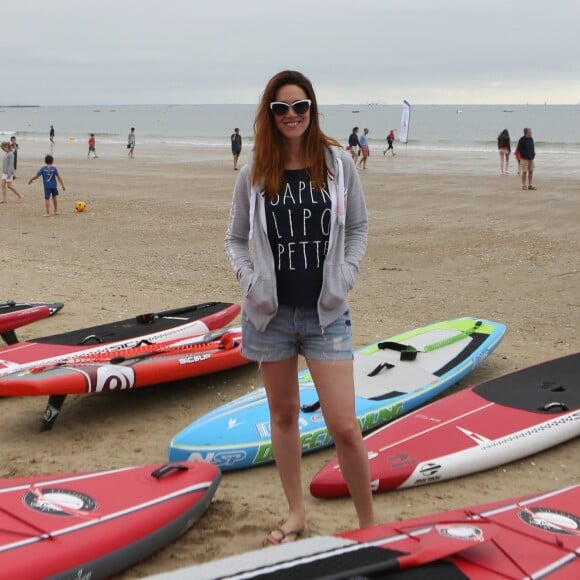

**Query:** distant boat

left=456, top=109, right=463, bottom=114
left=503, top=108, right=514, bottom=113
left=352, top=109, right=360, bottom=113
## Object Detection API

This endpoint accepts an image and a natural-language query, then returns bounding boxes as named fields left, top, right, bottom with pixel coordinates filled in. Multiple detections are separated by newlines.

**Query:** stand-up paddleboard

left=149, top=484, right=580, bottom=579
left=0, top=302, right=241, bottom=429
left=0, top=300, right=64, bottom=345
left=0, top=461, right=221, bottom=580
left=169, top=317, right=506, bottom=470
left=311, top=352, right=579, bottom=498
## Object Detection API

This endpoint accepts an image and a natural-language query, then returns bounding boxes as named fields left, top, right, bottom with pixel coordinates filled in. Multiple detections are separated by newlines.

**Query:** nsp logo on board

left=185, top=450, right=247, bottom=467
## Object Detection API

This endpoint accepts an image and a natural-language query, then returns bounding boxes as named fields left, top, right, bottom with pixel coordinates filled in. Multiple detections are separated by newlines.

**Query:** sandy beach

left=1, top=139, right=578, bottom=577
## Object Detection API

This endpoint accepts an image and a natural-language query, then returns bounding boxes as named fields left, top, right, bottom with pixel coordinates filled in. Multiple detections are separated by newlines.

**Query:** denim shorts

left=241, top=305, right=353, bottom=363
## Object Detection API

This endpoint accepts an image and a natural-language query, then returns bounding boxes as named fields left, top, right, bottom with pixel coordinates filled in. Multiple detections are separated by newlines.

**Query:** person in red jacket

left=383, top=129, right=396, bottom=156
left=87, top=134, right=98, bottom=158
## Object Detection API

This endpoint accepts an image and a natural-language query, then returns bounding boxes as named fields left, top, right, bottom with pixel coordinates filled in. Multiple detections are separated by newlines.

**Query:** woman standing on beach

left=497, top=128, right=511, bottom=175
left=225, top=70, right=374, bottom=544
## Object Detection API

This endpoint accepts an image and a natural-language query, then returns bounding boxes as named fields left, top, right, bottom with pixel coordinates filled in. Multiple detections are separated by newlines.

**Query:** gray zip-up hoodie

left=225, top=145, right=368, bottom=332
left=2, top=151, right=15, bottom=176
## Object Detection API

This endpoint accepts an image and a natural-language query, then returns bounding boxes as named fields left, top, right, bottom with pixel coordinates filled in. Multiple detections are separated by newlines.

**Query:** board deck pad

left=475, top=352, right=580, bottom=411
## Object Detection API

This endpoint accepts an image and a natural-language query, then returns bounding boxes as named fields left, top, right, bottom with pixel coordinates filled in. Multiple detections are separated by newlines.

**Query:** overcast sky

left=4, top=1, right=578, bottom=106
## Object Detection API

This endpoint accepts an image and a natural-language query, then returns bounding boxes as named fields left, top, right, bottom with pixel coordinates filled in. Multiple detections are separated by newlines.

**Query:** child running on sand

left=29, top=154, right=66, bottom=216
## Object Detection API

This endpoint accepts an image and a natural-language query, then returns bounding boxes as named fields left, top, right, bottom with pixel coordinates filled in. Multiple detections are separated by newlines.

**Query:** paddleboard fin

left=1, top=329, right=18, bottom=345
left=41, top=395, right=67, bottom=431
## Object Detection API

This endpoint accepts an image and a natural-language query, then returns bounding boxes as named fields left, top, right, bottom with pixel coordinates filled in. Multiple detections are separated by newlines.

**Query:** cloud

left=4, top=0, right=579, bottom=105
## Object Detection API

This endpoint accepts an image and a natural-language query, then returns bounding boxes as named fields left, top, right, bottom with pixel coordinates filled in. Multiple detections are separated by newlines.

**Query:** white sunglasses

left=269, top=99, right=312, bottom=116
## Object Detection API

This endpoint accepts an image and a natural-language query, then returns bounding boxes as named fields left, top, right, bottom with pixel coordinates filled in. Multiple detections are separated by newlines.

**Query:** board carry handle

left=318, top=521, right=501, bottom=579
left=136, top=302, right=222, bottom=323
left=379, top=320, right=483, bottom=361
left=541, top=401, right=569, bottom=411
left=151, top=463, right=189, bottom=479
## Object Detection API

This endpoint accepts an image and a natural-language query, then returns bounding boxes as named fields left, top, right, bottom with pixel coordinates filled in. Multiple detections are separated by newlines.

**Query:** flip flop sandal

left=266, top=527, right=305, bottom=545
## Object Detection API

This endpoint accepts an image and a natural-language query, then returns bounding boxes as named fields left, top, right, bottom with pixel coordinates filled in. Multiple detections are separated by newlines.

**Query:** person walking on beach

left=127, top=127, right=135, bottom=158
left=88, top=133, right=98, bottom=158
left=497, top=129, right=511, bottom=175
left=231, top=127, right=242, bottom=170
left=49, top=125, right=55, bottom=151
left=225, top=70, right=374, bottom=545
left=383, top=129, right=395, bottom=156
left=517, top=128, right=536, bottom=190
left=1, top=141, right=22, bottom=202
left=347, top=127, right=360, bottom=162
left=358, top=127, right=370, bottom=169
left=28, top=154, right=66, bottom=216
left=10, top=135, right=19, bottom=171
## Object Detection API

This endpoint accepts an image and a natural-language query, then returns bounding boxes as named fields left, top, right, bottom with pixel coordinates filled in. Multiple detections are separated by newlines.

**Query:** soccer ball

left=75, top=201, right=86, bottom=213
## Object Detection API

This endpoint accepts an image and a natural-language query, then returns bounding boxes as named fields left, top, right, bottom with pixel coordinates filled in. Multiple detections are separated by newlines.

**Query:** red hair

left=251, top=70, right=340, bottom=198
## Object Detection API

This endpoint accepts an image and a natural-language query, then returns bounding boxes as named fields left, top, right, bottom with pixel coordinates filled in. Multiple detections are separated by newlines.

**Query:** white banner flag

left=399, top=100, right=411, bottom=144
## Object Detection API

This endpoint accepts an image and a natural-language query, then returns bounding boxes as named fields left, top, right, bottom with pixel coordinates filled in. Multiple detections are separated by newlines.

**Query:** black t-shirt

left=266, top=169, right=331, bottom=307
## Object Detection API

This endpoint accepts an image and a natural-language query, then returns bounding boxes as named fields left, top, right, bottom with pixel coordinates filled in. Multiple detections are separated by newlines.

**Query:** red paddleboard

left=337, top=484, right=580, bottom=579
left=149, top=485, right=580, bottom=579
left=311, top=353, right=579, bottom=498
left=0, top=300, right=64, bottom=344
left=0, top=461, right=221, bottom=579
left=0, top=302, right=242, bottom=429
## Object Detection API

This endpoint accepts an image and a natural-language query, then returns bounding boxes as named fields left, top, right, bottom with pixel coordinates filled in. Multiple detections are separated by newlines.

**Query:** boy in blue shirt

left=29, top=154, right=66, bottom=216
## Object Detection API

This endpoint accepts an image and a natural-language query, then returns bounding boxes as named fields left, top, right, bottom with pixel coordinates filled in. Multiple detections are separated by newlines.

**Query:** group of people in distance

left=347, top=126, right=396, bottom=170
left=1, top=126, right=138, bottom=215
left=497, top=127, right=536, bottom=190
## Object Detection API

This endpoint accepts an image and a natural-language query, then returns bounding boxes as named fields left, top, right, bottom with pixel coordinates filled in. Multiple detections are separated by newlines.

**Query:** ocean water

left=1, top=103, right=579, bottom=155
